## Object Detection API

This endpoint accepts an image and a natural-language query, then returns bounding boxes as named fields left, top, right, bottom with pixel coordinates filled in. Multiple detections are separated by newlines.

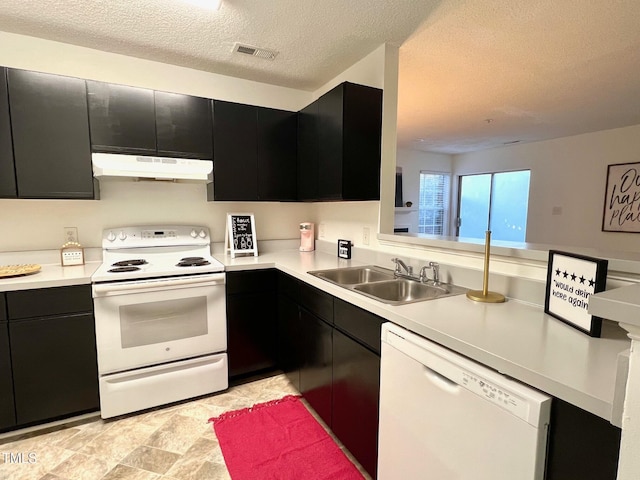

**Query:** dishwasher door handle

left=423, top=365, right=461, bottom=394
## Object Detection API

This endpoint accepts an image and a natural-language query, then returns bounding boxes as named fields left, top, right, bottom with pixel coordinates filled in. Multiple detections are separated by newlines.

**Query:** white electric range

left=91, top=225, right=228, bottom=418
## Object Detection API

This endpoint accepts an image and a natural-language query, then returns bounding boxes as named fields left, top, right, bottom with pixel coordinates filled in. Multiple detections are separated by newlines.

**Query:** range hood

left=92, top=152, right=212, bottom=182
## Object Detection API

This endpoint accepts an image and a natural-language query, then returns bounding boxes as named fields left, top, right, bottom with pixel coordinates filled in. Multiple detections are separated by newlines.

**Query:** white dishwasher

left=378, top=323, right=551, bottom=480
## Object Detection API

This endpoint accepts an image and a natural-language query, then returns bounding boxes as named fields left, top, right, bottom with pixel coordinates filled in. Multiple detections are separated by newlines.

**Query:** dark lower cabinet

left=0, top=320, right=16, bottom=430
left=276, top=272, right=379, bottom=475
left=298, top=308, right=333, bottom=428
left=546, top=398, right=620, bottom=480
left=9, top=312, right=99, bottom=425
left=4, top=285, right=99, bottom=430
left=332, top=329, right=380, bottom=478
left=8, top=69, right=94, bottom=199
left=277, top=293, right=301, bottom=391
left=226, top=270, right=278, bottom=378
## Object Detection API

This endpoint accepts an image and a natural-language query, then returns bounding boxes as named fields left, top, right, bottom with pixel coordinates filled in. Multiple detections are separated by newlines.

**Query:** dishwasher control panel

left=462, top=371, right=528, bottom=420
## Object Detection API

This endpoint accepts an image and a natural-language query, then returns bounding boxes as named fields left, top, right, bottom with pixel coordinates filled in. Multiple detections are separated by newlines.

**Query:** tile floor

left=0, top=373, right=371, bottom=480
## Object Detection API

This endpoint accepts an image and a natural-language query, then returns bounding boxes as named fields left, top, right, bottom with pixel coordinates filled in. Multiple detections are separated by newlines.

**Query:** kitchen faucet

left=420, top=262, right=440, bottom=285
left=391, top=258, right=413, bottom=277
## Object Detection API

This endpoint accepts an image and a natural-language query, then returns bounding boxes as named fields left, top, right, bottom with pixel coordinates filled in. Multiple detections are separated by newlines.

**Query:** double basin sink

left=309, top=265, right=466, bottom=306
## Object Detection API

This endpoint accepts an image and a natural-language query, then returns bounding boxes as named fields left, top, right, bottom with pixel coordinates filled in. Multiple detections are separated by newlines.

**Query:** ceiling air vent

left=233, top=43, right=278, bottom=60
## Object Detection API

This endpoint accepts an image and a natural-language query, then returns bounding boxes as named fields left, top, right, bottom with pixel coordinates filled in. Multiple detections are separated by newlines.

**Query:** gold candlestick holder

left=466, top=231, right=506, bottom=303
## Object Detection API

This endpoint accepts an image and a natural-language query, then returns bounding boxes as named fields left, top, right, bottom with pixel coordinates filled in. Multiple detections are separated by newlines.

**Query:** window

left=457, top=170, right=531, bottom=242
left=418, top=171, right=450, bottom=235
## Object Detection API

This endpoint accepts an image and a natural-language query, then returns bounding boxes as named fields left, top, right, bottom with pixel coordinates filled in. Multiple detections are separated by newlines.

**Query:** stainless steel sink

left=310, top=265, right=395, bottom=285
left=309, top=266, right=466, bottom=305
left=354, top=279, right=464, bottom=305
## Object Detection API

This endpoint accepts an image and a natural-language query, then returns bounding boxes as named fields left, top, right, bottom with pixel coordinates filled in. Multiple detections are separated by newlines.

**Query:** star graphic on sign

left=589, top=278, right=595, bottom=287
left=555, top=268, right=561, bottom=276
left=579, top=275, right=586, bottom=284
left=563, top=270, right=569, bottom=278
left=570, top=272, right=577, bottom=281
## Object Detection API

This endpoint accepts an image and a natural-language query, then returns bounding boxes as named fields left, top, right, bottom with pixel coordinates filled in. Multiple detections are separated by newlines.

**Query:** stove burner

left=177, top=257, right=211, bottom=267
left=112, top=259, right=148, bottom=267
left=108, top=266, right=141, bottom=273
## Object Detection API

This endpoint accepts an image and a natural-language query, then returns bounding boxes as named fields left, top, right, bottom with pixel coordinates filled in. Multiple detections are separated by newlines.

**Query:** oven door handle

left=93, top=273, right=225, bottom=295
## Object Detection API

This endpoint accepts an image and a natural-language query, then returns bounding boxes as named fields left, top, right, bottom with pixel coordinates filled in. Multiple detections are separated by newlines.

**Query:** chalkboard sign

left=225, top=213, right=258, bottom=258
left=602, top=161, right=640, bottom=232
left=544, top=250, right=608, bottom=337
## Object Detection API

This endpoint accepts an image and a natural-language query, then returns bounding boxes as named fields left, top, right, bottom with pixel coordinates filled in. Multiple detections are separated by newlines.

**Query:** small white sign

left=544, top=250, right=607, bottom=337
left=225, top=213, right=258, bottom=259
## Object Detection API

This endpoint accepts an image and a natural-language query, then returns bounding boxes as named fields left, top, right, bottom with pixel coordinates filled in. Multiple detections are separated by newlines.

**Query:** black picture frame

left=544, top=250, right=608, bottom=337
left=602, top=161, right=640, bottom=233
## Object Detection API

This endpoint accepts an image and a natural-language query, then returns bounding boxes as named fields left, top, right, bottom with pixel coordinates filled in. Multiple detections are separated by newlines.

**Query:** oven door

left=92, top=273, right=226, bottom=375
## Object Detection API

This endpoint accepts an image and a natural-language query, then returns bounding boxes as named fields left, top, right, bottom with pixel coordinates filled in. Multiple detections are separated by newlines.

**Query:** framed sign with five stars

left=544, top=250, right=608, bottom=337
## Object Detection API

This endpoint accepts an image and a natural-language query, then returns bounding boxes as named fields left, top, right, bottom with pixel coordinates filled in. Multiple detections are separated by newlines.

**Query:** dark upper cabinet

left=87, top=81, right=214, bottom=160
left=0, top=67, right=16, bottom=198
left=155, top=91, right=213, bottom=159
left=296, top=101, right=319, bottom=201
left=297, top=82, right=383, bottom=201
left=210, top=100, right=297, bottom=201
left=257, top=107, right=297, bottom=201
left=211, top=100, right=258, bottom=201
left=87, top=81, right=156, bottom=154
left=8, top=69, right=94, bottom=199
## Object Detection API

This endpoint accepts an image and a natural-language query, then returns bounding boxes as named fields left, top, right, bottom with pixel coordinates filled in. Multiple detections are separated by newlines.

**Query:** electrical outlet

left=64, top=227, right=78, bottom=244
left=362, top=227, right=370, bottom=246
left=319, top=223, right=326, bottom=238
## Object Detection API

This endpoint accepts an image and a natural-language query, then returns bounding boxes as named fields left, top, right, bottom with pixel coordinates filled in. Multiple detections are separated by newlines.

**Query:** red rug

left=209, top=395, right=365, bottom=480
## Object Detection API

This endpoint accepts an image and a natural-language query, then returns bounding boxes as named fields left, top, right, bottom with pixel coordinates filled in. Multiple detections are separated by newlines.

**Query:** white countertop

left=0, top=247, right=629, bottom=421
left=0, top=262, right=100, bottom=291
left=590, top=283, right=640, bottom=329
left=219, top=249, right=630, bottom=422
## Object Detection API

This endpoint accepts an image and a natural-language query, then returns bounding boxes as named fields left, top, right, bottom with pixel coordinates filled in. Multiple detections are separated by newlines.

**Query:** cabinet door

left=297, top=101, right=319, bottom=201
left=332, top=329, right=380, bottom=479
left=0, top=67, right=16, bottom=198
left=299, top=308, right=333, bottom=427
left=317, top=84, right=344, bottom=200
left=8, top=69, right=93, bottom=199
left=546, top=398, right=620, bottom=480
left=7, top=284, right=93, bottom=320
left=9, top=312, right=99, bottom=425
left=342, top=82, right=382, bottom=200
left=334, top=298, right=385, bottom=354
left=0, top=321, right=16, bottom=430
left=277, top=293, right=301, bottom=390
left=211, top=100, right=258, bottom=200
left=155, top=91, right=213, bottom=159
left=87, top=81, right=156, bottom=154
left=226, top=270, right=277, bottom=378
left=257, top=107, right=297, bottom=201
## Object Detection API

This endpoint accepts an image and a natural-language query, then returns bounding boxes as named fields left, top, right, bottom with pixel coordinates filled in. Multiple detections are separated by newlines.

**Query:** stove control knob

left=190, top=229, right=198, bottom=238
left=118, top=231, right=127, bottom=241
left=198, top=230, right=207, bottom=238
left=107, top=231, right=116, bottom=242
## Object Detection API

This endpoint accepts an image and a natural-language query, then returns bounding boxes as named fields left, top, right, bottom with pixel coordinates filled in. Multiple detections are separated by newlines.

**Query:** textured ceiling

left=0, top=0, right=638, bottom=153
